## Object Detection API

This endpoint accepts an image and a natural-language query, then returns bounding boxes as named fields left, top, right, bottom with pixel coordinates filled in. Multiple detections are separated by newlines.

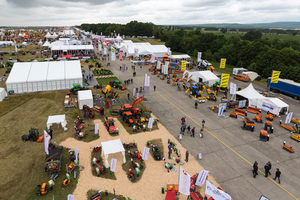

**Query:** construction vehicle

left=21, top=128, right=41, bottom=142
left=122, top=111, right=134, bottom=126
left=120, top=104, right=132, bottom=115
left=37, top=180, right=54, bottom=196
left=264, top=120, right=274, bottom=133
left=234, top=74, right=250, bottom=82
left=108, top=89, right=119, bottom=99
left=254, top=113, right=263, bottom=123
left=131, top=96, right=144, bottom=118
left=291, top=134, right=300, bottom=142
left=104, top=117, right=119, bottom=135
left=292, top=117, right=300, bottom=125
left=283, top=144, right=295, bottom=153
left=266, top=112, right=275, bottom=121
left=70, top=83, right=85, bottom=95
left=242, top=118, right=255, bottom=132
left=102, top=85, right=111, bottom=95
left=260, top=130, right=269, bottom=142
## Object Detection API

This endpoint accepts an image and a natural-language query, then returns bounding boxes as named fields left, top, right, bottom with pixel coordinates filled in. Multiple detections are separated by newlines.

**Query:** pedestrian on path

left=191, top=127, right=195, bottom=137
left=187, top=125, right=191, bottom=135
left=200, top=128, right=204, bottom=138
left=202, top=120, right=205, bottom=129
left=154, top=85, right=156, bottom=91
left=253, top=161, right=258, bottom=178
left=185, top=150, right=189, bottom=162
left=130, top=79, right=133, bottom=84
left=264, top=163, right=270, bottom=177
left=274, top=168, right=281, bottom=184
left=267, top=161, right=272, bottom=176
left=120, top=66, right=121, bottom=71
left=178, top=133, right=182, bottom=141
left=194, top=100, right=198, bottom=109
left=168, top=148, right=172, bottom=159
left=127, top=93, right=130, bottom=100
left=133, top=72, right=136, bottom=77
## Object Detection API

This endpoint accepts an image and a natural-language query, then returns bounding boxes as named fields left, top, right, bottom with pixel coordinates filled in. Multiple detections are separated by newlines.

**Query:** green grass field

left=125, top=38, right=165, bottom=45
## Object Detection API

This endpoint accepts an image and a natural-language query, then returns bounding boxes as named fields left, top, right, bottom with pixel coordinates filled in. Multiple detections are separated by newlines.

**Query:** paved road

left=97, top=49, right=300, bottom=199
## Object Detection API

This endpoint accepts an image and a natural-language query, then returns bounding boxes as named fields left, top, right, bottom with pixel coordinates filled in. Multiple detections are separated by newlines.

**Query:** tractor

left=21, top=128, right=41, bottom=142
left=242, top=117, right=255, bottom=132
left=83, top=105, right=94, bottom=119
left=104, top=117, right=119, bottom=135
left=109, top=80, right=124, bottom=90
left=70, top=83, right=85, bottom=95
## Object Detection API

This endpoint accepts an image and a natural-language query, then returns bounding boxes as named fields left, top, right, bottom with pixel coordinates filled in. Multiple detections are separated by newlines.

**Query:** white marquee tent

left=101, top=139, right=126, bottom=168
left=0, top=87, right=7, bottom=101
left=6, top=61, right=82, bottom=93
left=78, top=90, right=93, bottom=109
left=189, top=70, right=220, bottom=86
left=236, top=83, right=289, bottom=115
left=47, top=114, right=68, bottom=131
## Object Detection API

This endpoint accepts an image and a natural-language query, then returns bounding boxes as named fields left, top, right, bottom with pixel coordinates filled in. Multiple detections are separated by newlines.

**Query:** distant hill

left=175, top=22, right=300, bottom=30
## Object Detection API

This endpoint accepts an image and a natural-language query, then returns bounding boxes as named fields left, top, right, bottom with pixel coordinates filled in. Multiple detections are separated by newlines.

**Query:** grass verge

left=147, top=138, right=164, bottom=161
left=91, top=147, right=116, bottom=180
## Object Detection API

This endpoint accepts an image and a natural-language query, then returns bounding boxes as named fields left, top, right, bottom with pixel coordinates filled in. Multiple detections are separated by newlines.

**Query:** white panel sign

left=195, top=170, right=209, bottom=187
left=230, top=82, right=237, bottom=95
left=178, top=167, right=191, bottom=196
left=205, top=181, right=231, bottom=200
left=110, top=158, right=117, bottom=172
left=285, top=112, right=293, bottom=124
left=142, top=147, right=150, bottom=160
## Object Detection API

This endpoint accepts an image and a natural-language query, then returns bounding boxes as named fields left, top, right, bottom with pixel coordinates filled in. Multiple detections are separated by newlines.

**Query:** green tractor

left=109, top=80, right=122, bottom=90
left=70, top=83, right=85, bottom=95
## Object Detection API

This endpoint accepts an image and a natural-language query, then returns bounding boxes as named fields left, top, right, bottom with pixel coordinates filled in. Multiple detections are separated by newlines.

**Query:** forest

left=81, top=22, right=300, bottom=82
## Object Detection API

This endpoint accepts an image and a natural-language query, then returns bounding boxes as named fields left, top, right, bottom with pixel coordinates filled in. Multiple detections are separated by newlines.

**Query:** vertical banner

left=144, top=74, right=150, bottom=94
left=271, top=70, right=281, bottom=83
left=163, top=62, right=169, bottom=75
left=136, top=92, right=139, bottom=99
left=181, top=60, right=187, bottom=71
left=119, top=50, right=123, bottom=61
left=111, top=47, right=116, bottom=61
left=220, top=58, right=226, bottom=69
left=148, top=117, right=154, bottom=129
left=133, top=88, right=136, bottom=97
left=220, top=73, right=230, bottom=88
left=151, top=54, right=155, bottom=62
left=205, top=181, right=231, bottom=200
left=98, top=42, right=102, bottom=51
left=67, top=194, right=75, bottom=200
left=195, top=170, right=209, bottom=187
left=157, top=60, right=161, bottom=70
left=121, top=63, right=126, bottom=72
left=218, top=103, right=227, bottom=116
left=178, top=167, right=191, bottom=196
left=285, top=112, right=293, bottom=124
left=142, top=147, right=150, bottom=160
left=134, top=48, right=139, bottom=57
left=238, top=100, right=246, bottom=108
left=103, top=47, right=107, bottom=55
left=94, top=123, right=99, bottom=135
left=43, top=130, right=51, bottom=155
left=230, top=82, right=237, bottom=95
left=197, top=52, right=202, bottom=62
left=110, top=158, right=117, bottom=172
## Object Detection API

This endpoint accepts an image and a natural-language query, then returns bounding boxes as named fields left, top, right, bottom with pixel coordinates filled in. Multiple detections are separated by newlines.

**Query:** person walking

left=187, top=125, right=191, bottom=135
left=185, top=150, right=189, bottom=162
left=267, top=161, right=272, bottom=176
left=191, top=127, right=195, bottom=137
left=154, top=85, right=156, bottom=91
left=274, top=168, right=281, bottom=184
left=253, top=161, right=258, bottom=178
left=264, top=163, right=270, bottom=177
left=202, top=120, right=205, bottom=129
left=168, top=148, right=172, bottom=159
left=194, top=100, right=198, bottom=109
left=127, top=93, right=130, bottom=100
left=200, top=128, right=204, bottom=138
left=120, top=66, right=122, bottom=71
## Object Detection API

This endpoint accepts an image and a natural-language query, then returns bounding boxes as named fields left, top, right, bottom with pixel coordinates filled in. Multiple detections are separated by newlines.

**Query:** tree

left=242, top=30, right=262, bottom=41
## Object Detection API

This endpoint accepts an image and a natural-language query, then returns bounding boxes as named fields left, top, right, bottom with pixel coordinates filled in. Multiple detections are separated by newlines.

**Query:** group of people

left=124, top=78, right=133, bottom=85
left=179, top=117, right=205, bottom=140
left=253, top=161, right=281, bottom=184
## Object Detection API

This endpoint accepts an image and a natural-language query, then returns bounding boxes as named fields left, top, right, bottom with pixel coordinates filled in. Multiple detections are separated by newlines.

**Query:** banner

left=75, top=148, right=79, bottom=161
left=220, top=73, right=230, bottom=88
left=111, top=47, right=116, bottom=61
left=142, top=147, right=150, bottom=160
left=197, top=52, right=202, bottom=62
left=195, top=170, right=209, bottom=187
left=148, top=117, right=154, bottom=129
left=151, top=54, right=155, bottom=62
left=67, top=194, right=74, bottom=200
left=43, top=130, right=51, bottom=155
left=133, top=88, right=136, bottom=97
left=163, top=62, right=169, bottom=75
left=134, top=48, right=139, bottom=57
left=121, top=64, right=126, bottom=72
left=157, top=60, right=161, bottom=70
left=218, top=103, right=226, bottom=117
left=181, top=60, right=187, bottom=71
left=238, top=100, right=246, bottom=108
left=136, top=92, right=139, bottom=99
left=98, top=43, right=102, bottom=51
left=94, top=123, right=99, bottom=135
left=220, top=58, right=226, bottom=69
left=15, top=45, right=18, bottom=53
left=103, top=47, right=107, bottom=55
left=259, top=195, right=270, bottom=200
left=230, top=82, right=237, bottom=95
left=119, top=50, right=123, bottom=61
left=144, top=74, right=150, bottom=94
left=110, top=158, right=117, bottom=172
left=261, top=102, right=275, bottom=113
left=178, top=167, right=191, bottom=196
left=285, top=112, right=293, bottom=124
left=271, top=70, right=281, bottom=83
left=205, top=181, right=231, bottom=200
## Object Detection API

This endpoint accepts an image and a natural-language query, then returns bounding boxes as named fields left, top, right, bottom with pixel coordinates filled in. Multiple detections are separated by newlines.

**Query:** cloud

left=0, top=0, right=300, bottom=26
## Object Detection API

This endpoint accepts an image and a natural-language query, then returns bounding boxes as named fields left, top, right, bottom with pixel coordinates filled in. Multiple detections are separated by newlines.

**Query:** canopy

left=170, top=54, right=191, bottom=60
left=236, top=83, right=289, bottom=115
left=78, top=90, right=93, bottom=109
left=189, top=70, right=220, bottom=87
left=242, top=71, right=259, bottom=81
left=47, top=114, right=67, bottom=131
left=0, top=88, right=7, bottom=101
left=101, top=139, right=126, bottom=168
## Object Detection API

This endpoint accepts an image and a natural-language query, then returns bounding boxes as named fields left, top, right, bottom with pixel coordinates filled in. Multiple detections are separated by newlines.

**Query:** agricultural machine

left=44, top=143, right=63, bottom=179
left=104, top=117, right=119, bottom=135
left=70, top=83, right=85, bottom=95
left=109, top=80, right=125, bottom=90
left=147, top=141, right=162, bottom=160
left=83, top=105, right=95, bottom=119
left=120, top=96, right=144, bottom=125
left=37, top=180, right=54, bottom=196
left=242, top=117, right=255, bottom=132
left=21, top=128, right=43, bottom=142
left=264, top=120, right=274, bottom=133
left=74, top=116, right=87, bottom=138
left=260, top=130, right=269, bottom=142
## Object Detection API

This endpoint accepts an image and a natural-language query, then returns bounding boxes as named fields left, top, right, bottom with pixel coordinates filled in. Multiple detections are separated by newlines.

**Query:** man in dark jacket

left=185, top=150, right=189, bottom=162
left=267, top=161, right=272, bottom=176
left=264, top=163, right=270, bottom=177
left=274, top=168, right=281, bottom=184
left=253, top=161, right=258, bottom=178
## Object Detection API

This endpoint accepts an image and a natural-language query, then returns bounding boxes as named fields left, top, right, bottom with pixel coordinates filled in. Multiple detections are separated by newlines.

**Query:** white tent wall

left=65, top=60, right=82, bottom=88
left=27, top=62, right=48, bottom=92
left=189, top=71, right=220, bottom=87
left=6, top=62, right=31, bottom=93
left=0, top=88, right=7, bottom=101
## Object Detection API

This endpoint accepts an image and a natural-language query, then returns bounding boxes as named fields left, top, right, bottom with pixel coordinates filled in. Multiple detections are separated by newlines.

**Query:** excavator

left=120, top=96, right=144, bottom=124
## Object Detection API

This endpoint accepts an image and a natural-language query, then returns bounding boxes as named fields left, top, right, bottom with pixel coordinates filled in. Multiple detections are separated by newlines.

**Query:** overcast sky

left=0, top=0, right=299, bottom=26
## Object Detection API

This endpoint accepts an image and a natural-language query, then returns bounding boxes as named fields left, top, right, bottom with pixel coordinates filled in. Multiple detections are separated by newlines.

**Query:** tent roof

left=236, top=83, right=265, bottom=100
left=43, top=40, right=51, bottom=47
left=6, top=62, right=31, bottom=83
left=27, top=62, right=48, bottom=82
left=47, top=61, right=65, bottom=81
left=65, top=60, right=82, bottom=80
left=265, top=97, right=289, bottom=108
left=189, top=70, right=220, bottom=82
left=170, top=54, right=191, bottom=59
left=101, top=139, right=125, bottom=155
left=51, top=45, right=94, bottom=51
left=78, top=90, right=92, bottom=100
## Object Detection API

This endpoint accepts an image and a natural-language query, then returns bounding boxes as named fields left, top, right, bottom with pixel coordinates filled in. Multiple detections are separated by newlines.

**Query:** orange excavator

left=234, top=74, right=249, bottom=82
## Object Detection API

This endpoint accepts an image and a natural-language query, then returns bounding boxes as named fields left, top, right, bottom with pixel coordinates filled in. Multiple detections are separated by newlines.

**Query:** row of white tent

left=6, top=61, right=82, bottom=93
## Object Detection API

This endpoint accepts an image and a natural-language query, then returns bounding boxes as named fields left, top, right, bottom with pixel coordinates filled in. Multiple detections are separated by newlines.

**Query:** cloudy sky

left=0, top=0, right=299, bottom=26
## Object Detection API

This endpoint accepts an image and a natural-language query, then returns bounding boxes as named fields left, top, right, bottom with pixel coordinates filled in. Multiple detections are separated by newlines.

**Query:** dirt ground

left=60, top=117, right=219, bottom=200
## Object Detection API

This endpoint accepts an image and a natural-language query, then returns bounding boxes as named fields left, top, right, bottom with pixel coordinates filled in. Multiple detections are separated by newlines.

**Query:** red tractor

left=104, top=117, right=119, bottom=135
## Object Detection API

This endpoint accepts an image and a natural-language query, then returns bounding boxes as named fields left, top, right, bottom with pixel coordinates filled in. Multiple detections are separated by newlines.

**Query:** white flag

left=148, top=117, right=154, bottom=129
left=43, top=130, right=51, bottom=155
left=157, top=60, right=161, bottom=70
left=110, top=158, right=117, bottom=172
left=197, top=52, right=202, bottom=62
left=195, top=170, right=209, bottom=186
left=134, top=48, right=139, bottom=57
left=142, top=147, right=150, bottom=160
left=111, top=47, right=116, bottom=61
left=144, top=74, right=150, bottom=87
left=178, top=167, right=191, bottom=196
left=103, top=47, right=107, bottom=55
left=218, top=103, right=226, bottom=117
left=230, top=82, right=236, bottom=95
left=151, top=54, right=155, bottom=62
left=67, top=194, right=75, bottom=200
left=285, top=112, right=293, bottom=124
left=133, top=88, right=136, bottom=97
left=15, top=45, right=18, bottom=53
left=94, top=123, right=99, bottom=135
left=98, top=42, right=102, bottom=51
left=205, top=181, right=231, bottom=200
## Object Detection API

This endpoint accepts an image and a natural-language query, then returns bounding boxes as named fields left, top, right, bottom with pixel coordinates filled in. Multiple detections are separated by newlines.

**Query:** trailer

left=267, top=78, right=300, bottom=99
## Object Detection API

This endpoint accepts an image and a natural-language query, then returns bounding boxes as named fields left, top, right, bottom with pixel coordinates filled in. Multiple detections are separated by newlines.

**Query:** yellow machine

left=102, top=85, right=111, bottom=94
left=292, top=117, right=300, bottom=124
left=291, top=134, right=300, bottom=142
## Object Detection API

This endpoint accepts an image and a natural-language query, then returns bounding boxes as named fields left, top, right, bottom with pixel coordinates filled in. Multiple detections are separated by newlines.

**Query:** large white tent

left=189, top=70, right=220, bottom=86
left=78, top=90, right=93, bottom=109
left=0, top=88, right=7, bottom=101
left=47, top=114, right=67, bottom=131
left=236, top=83, right=289, bottom=115
left=6, top=61, right=82, bottom=93
left=101, top=139, right=126, bottom=168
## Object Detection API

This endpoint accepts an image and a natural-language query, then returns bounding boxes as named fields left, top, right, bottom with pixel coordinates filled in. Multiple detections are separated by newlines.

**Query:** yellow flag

left=220, top=73, right=230, bottom=88
left=181, top=60, right=187, bottom=71
left=220, top=58, right=226, bottom=69
left=271, top=70, right=280, bottom=83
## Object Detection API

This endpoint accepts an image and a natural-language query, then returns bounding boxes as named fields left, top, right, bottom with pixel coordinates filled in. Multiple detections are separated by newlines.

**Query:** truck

left=267, top=78, right=300, bottom=99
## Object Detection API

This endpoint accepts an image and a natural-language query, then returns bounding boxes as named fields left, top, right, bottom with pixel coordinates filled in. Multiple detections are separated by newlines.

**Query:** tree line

left=81, top=22, right=300, bottom=82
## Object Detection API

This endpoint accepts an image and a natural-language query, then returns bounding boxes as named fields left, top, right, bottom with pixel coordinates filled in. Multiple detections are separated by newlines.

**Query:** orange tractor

left=242, top=117, right=255, bottom=132
left=120, top=96, right=144, bottom=120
